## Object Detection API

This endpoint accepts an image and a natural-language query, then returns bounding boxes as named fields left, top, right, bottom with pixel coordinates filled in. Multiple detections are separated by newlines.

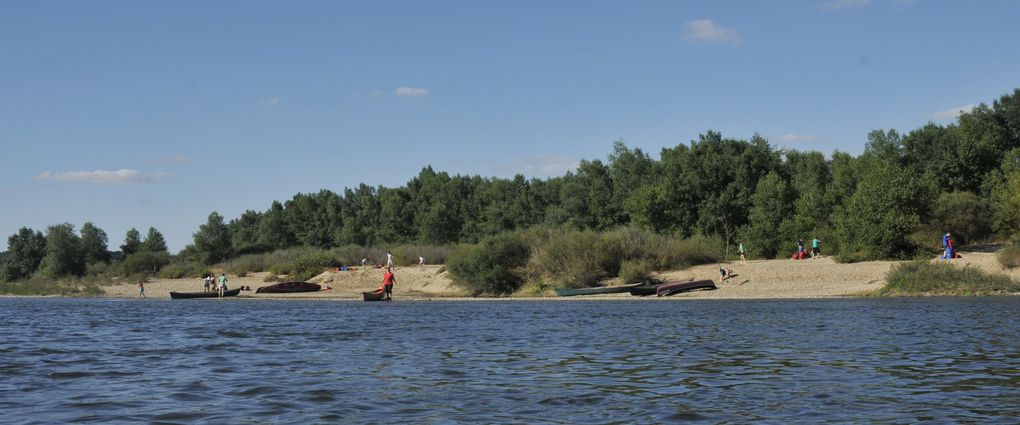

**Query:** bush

left=447, top=234, right=531, bottom=296
left=930, top=191, right=993, bottom=245
left=618, top=259, right=653, bottom=285
left=289, top=251, right=340, bottom=281
left=877, top=261, right=1019, bottom=296
left=998, top=244, right=1020, bottom=269
left=119, top=252, right=170, bottom=276
left=157, top=261, right=210, bottom=279
left=217, top=247, right=316, bottom=275
left=528, top=229, right=607, bottom=288
left=0, top=276, right=104, bottom=296
left=527, top=227, right=722, bottom=289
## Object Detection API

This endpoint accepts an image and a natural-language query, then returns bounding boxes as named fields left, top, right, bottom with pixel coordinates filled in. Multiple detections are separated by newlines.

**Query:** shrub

left=263, top=274, right=282, bottom=282
left=618, top=259, right=653, bottom=285
left=877, top=261, right=1019, bottom=296
left=528, top=229, right=607, bottom=288
left=998, top=244, right=1020, bottom=269
left=0, top=276, right=104, bottom=296
left=289, top=251, right=340, bottom=281
left=157, top=261, right=210, bottom=279
left=119, top=252, right=171, bottom=276
left=217, top=247, right=316, bottom=275
left=930, top=191, right=993, bottom=245
left=447, top=234, right=531, bottom=296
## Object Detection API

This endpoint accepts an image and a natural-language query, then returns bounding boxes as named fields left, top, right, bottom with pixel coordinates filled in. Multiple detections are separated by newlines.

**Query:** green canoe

left=553, top=282, right=645, bottom=297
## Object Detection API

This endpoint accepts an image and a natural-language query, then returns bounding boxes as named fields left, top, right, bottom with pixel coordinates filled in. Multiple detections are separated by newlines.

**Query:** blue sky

left=2, top=0, right=1019, bottom=252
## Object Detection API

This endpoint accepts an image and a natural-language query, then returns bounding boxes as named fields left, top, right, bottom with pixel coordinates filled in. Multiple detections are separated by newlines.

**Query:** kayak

left=656, top=279, right=717, bottom=297
left=553, top=282, right=644, bottom=297
left=170, top=288, right=242, bottom=299
left=255, top=281, right=321, bottom=294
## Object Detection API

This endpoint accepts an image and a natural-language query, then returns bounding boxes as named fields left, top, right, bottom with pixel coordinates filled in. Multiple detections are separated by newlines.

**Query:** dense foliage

left=3, top=88, right=1020, bottom=285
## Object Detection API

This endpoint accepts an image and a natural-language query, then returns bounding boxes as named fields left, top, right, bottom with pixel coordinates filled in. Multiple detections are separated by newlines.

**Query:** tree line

left=3, top=88, right=1019, bottom=282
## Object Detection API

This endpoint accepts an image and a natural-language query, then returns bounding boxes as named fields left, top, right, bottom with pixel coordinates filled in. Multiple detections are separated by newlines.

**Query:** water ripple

left=2, top=298, right=1020, bottom=423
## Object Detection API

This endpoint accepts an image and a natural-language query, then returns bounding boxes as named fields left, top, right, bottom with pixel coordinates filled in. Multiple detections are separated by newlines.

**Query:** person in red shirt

left=382, top=267, right=396, bottom=300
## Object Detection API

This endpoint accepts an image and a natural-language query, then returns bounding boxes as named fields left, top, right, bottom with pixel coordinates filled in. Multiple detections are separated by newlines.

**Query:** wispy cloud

left=929, top=104, right=976, bottom=120
left=778, top=134, right=819, bottom=143
left=512, top=155, right=579, bottom=177
left=821, top=0, right=871, bottom=10
left=261, top=97, right=280, bottom=106
left=149, top=154, right=190, bottom=164
left=36, top=169, right=172, bottom=184
left=682, top=19, right=741, bottom=46
left=395, top=87, right=429, bottom=97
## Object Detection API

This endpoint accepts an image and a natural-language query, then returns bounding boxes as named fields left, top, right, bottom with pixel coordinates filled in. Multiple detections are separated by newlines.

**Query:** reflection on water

left=1, top=298, right=1019, bottom=423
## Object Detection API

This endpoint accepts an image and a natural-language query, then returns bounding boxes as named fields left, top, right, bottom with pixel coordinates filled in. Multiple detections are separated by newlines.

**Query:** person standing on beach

left=797, top=238, right=805, bottom=254
left=138, top=280, right=146, bottom=298
left=218, top=273, right=228, bottom=297
left=738, top=242, right=746, bottom=264
left=386, top=251, right=394, bottom=269
left=418, top=256, right=425, bottom=266
left=811, top=237, right=820, bottom=258
left=942, top=232, right=953, bottom=259
left=382, top=267, right=396, bottom=301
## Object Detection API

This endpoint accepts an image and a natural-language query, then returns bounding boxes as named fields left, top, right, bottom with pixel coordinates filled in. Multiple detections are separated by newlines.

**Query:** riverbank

left=96, top=249, right=1020, bottom=300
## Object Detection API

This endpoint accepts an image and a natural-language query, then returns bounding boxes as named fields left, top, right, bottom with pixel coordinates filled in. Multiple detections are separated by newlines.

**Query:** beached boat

left=170, top=288, right=242, bottom=299
left=362, top=290, right=388, bottom=301
left=628, top=284, right=661, bottom=296
left=656, top=279, right=717, bottom=297
left=255, top=281, right=321, bottom=294
left=553, top=282, right=645, bottom=297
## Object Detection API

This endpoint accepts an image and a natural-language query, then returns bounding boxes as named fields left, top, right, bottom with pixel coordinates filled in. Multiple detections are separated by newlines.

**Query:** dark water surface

left=2, top=297, right=1019, bottom=424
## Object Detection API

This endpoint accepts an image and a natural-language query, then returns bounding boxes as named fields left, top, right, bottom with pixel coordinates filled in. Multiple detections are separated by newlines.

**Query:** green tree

left=835, top=160, right=923, bottom=260
left=257, top=201, right=295, bottom=250
left=79, top=222, right=111, bottom=264
left=229, top=210, right=264, bottom=254
left=121, top=228, right=142, bottom=256
left=741, top=172, right=791, bottom=259
left=38, top=223, right=85, bottom=278
left=1, top=228, right=47, bottom=282
left=192, top=212, right=233, bottom=264
left=141, top=227, right=169, bottom=253
left=929, top=192, right=993, bottom=245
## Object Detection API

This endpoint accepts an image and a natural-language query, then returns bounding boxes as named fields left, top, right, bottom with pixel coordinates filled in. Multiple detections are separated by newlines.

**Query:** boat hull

left=554, top=282, right=644, bottom=297
left=170, top=288, right=242, bottom=299
left=656, top=279, right=716, bottom=297
left=362, top=290, right=387, bottom=301
left=256, top=281, right=321, bottom=294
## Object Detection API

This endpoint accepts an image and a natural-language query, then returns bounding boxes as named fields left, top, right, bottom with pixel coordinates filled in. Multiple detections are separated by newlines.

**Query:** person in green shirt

left=738, top=242, right=746, bottom=264
left=811, top=237, right=820, bottom=258
left=218, top=273, right=228, bottom=297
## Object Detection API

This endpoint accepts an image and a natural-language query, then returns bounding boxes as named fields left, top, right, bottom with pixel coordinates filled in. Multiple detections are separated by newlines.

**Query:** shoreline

left=10, top=250, right=1020, bottom=301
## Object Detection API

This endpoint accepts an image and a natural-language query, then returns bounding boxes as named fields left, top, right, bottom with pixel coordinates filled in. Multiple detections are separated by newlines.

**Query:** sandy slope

left=102, top=251, right=1018, bottom=300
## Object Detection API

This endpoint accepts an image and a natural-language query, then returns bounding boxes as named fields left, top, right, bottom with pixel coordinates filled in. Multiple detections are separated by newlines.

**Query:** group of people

left=203, top=273, right=230, bottom=297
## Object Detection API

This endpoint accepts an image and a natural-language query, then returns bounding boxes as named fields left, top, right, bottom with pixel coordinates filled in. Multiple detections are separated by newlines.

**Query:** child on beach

left=138, top=280, right=145, bottom=298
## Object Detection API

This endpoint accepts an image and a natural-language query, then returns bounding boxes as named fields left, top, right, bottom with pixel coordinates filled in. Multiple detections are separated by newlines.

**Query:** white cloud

left=778, top=134, right=819, bottom=143
left=150, top=154, right=190, bottom=164
left=512, top=155, right=579, bottom=177
left=682, top=19, right=741, bottom=46
left=261, top=97, right=280, bottom=106
left=821, top=0, right=871, bottom=10
left=395, top=87, right=429, bottom=97
left=929, top=104, right=976, bottom=120
left=36, top=169, right=171, bottom=184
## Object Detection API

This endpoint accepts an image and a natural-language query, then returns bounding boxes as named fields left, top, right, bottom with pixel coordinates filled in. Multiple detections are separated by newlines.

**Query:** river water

left=1, top=297, right=1019, bottom=424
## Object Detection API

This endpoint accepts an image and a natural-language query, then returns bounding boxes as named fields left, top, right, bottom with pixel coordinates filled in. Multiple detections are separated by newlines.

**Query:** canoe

left=629, top=284, right=661, bottom=297
left=362, top=290, right=388, bottom=302
left=656, top=279, right=717, bottom=297
left=553, top=282, right=645, bottom=297
left=255, top=281, right=321, bottom=294
left=170, top=288, right=242, bottom=299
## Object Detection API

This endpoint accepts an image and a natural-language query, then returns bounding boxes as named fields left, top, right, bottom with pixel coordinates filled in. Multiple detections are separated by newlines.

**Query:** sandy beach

left=102, top=250, right=1020, bottom=300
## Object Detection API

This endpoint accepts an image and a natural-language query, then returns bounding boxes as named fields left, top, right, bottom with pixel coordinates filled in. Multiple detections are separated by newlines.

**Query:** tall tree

left=121, top=228, right=142, bottom=256
left=741, top=172, right=791, bottom=259
left=141, top=227, right=169, bottom=253
left=38, top=223, right=85, bottom=278
left=0, top=228, right=47, bottom=282
left=193, top=212, right=233, bottom=264
left=79, top=222, right=111, bottom=264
